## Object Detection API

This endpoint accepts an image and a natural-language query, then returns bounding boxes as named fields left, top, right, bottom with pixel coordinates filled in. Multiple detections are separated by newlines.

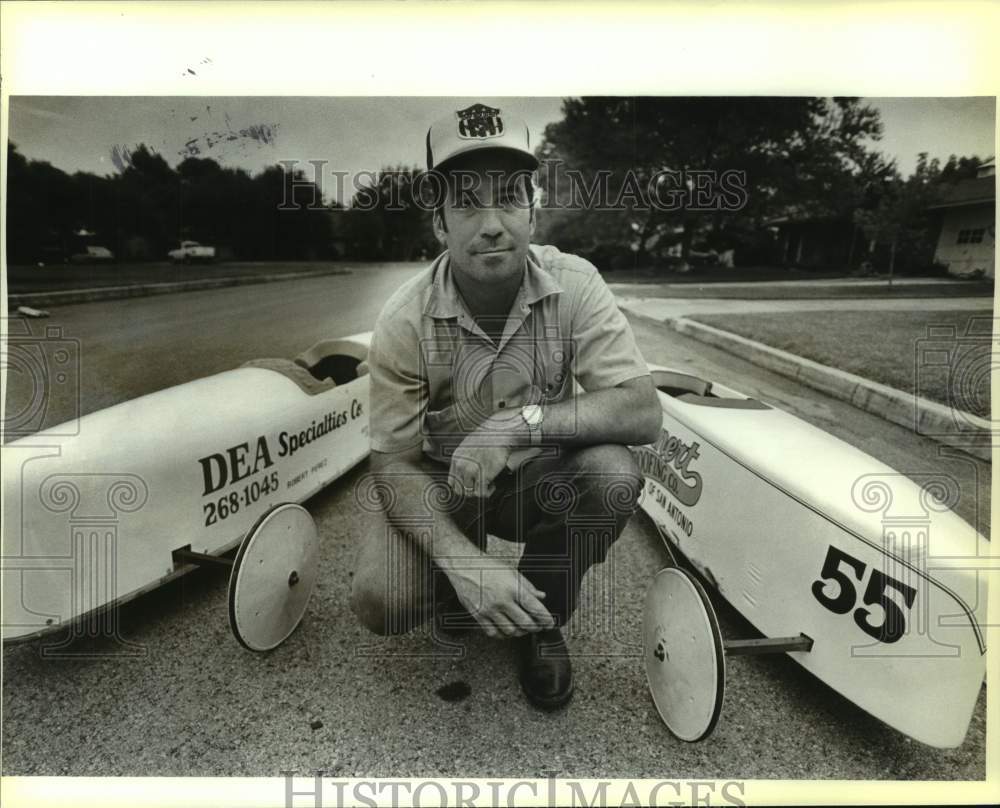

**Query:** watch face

left=524, top=404, right=543, bottom=426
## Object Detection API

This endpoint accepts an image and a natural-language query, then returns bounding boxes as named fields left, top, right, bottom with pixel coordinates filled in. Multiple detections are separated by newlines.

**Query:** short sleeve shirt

left=368, top=243, right=650, bottom=464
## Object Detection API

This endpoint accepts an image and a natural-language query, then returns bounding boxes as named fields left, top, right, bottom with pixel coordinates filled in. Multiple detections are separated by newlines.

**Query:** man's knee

left=350, top=573, right=394, bottom=636
left=350, top=567, right=430, bottom=636
left=351, top=558, right=442, bottom=636
left=569, top=443, right=644, bottom=514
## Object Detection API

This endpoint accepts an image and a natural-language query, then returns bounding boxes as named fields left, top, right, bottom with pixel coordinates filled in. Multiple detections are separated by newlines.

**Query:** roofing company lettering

left=636, top=429, right=703, bottom=507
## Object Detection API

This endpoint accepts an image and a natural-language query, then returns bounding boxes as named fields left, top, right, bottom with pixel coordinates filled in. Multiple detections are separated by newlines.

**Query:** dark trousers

left=352, top=444, right=644, bottom=634
left=445, top=444, right=642, bottom=626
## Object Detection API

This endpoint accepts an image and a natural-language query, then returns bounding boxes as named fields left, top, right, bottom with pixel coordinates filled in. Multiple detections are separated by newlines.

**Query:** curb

left=7, top=267, right=353, bottom=308
left=623, top=307, right=993, bottom=463
left=607, top=279, right=995, bottom=301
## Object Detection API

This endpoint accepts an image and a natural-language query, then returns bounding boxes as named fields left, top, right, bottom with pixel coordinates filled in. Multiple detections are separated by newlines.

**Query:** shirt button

left=498, top=401, right=507, bottom=409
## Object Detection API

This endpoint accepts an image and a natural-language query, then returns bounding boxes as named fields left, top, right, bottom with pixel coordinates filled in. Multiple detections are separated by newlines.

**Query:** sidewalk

left=616, top=294, right=992, bottom=322
left=608, top=276, right=995, bottom=300
left=616, top=293, right=995, bottom=462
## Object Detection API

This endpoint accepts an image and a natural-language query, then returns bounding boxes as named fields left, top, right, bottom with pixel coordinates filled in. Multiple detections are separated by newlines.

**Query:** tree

left=5, top=142, right=337, bottom=263
left=534, top=97, right=890, bottom=271
left=854, top=151, right=986, bottom=276
left=343, top=165, right=439, bottom=261
left=939, top=154, right=982, bottom=184
left=113, top=145, right=181, bottom=257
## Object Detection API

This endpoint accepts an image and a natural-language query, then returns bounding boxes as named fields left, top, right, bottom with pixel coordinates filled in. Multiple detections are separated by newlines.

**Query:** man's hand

left=448, top=408, right=529, bottom=498
left=444, top=555, right=555, bottom=638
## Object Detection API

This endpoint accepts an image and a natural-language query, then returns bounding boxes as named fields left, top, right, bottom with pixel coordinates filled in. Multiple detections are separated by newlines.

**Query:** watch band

left=521, top=404, right=543, bottom=447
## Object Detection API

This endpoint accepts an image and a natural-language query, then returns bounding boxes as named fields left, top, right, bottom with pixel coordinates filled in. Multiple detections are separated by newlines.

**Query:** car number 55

left=811, top=545, right=917, bottom=644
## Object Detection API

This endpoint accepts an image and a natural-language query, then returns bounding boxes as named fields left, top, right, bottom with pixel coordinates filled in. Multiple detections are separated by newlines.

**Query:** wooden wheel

left=643, top=566, right=726, bottom=742
left=228, top=503, right=319, bottom=652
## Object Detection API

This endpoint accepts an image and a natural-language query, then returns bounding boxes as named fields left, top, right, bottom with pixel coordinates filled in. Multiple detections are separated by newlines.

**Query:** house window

left=957, top=228, right=985, bottom=245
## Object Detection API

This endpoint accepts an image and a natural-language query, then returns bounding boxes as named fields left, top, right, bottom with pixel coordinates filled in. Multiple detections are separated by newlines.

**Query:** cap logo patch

left=455, top=104, right=504, bottom=140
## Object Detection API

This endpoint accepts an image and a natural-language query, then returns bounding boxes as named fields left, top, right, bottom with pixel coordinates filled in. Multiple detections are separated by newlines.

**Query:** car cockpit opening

left=300, top=354, right=363, bottom=385
left=241, top=348, right=369, bottom=397
left=293, top=338, right=372, bottom=386
left=649, top=368, right=771, bottom=410
left=652, top=370, right=715, bottom=399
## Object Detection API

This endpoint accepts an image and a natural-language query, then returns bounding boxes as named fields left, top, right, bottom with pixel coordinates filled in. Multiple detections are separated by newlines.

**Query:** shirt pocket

left=535, top=337, right=573, bottom=402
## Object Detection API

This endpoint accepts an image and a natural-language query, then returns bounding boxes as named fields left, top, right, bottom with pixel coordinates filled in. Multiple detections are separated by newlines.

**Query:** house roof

left=927, top=175, right=996, bottom=210
left=762, top=203, right=846, bottom=226
left=763, top=213, right=847, bottom=227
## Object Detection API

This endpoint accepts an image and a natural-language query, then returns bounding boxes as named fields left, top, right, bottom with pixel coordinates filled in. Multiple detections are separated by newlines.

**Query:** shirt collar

left=424, top=246, right=563, bottom=320
left=522, top=245, right=564, bottom=304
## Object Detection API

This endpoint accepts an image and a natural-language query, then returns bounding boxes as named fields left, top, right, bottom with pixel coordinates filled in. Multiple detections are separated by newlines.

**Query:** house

left=927, top=157, right=995, bottom=279
left=764, top=209, right=857, bottom=270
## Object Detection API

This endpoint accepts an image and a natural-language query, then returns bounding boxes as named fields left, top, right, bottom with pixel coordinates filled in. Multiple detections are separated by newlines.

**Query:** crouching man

left=351, top=103, right=661, bottom=709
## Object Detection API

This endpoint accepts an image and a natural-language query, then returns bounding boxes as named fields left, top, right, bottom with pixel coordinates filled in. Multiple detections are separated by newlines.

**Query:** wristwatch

left=520, top=404, right=544, bottom=447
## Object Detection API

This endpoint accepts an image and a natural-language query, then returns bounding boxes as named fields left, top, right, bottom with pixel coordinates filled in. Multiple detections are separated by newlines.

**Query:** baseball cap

left=426, top=103, right=539, bottom=173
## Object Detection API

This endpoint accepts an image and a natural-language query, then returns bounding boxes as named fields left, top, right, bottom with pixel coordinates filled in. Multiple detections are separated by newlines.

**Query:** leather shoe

left=516, top=628, right=574, bottom=709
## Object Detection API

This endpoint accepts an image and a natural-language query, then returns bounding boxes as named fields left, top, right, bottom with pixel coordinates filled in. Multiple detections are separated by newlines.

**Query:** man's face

left=434, top=151, right=535, bottom=286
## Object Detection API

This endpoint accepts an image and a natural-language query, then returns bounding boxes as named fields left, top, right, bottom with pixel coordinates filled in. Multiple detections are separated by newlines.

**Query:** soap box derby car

left=1, top=336, right=988, bottom=748
left=2, top=335, right=372, bottom=652
left=634, top=367, right=988, bottom=750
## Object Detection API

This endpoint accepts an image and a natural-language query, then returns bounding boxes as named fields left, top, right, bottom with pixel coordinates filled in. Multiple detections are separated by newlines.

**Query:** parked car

left=69, top=246, right=115, bottom=264
left=36, top=245, right=69, bottom=265
left=168, top=241, right=216, bottom=264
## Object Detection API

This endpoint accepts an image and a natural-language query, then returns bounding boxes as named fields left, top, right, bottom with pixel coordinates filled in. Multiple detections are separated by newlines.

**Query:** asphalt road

left=1, top=265, right=989, bottom=780
left=4, top=265, right=409, bottom=436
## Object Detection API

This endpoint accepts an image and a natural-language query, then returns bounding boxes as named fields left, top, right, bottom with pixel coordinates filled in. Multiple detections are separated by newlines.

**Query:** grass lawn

left=691, top=309, right=993, bottom=418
